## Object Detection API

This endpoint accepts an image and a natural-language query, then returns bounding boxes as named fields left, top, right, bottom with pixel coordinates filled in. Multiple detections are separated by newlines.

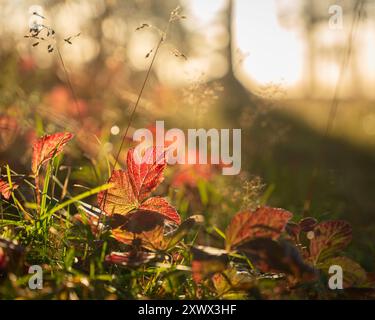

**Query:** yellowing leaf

left=98, top=170, right=138, bottom=216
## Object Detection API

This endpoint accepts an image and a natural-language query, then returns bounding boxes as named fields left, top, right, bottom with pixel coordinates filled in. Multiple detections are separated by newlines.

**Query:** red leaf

left=127, top=147, right=166, bottom=202
left=225, top=207, right=293, bottom=250
left=0, top=247, right=7, bottom=270
left=97, top=170, right=138, bottom=216
left=0, top=179, right=18, bottom=200
left=140, top=197, right=181, bottom=224
left=309, top=220, right=352, bottom=264
left=97, top=147, right=180, bottom=226
left=31, top=132, right=73, bottom=174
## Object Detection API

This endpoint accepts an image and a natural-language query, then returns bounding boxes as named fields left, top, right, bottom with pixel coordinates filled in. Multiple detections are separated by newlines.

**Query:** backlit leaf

left=127, top=147, right=166, bottom=202
left=0, top=179, right=18, bottom=200
left=31, top=132, right=73, bottom=175
left=97, top=170, right=138, bottom=216
left=112, top=214, right=203, bottom=250
left=140, top=196, right=180, bottom=224
left=112, top=225, right=167, bottom=251
left=225, top=207, right=293, bottom=250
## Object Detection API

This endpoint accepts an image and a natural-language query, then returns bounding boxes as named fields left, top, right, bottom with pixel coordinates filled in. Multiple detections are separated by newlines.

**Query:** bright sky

left=234, top=0, right=303, bottom=86
left=188, top=0, right=304, bottom=91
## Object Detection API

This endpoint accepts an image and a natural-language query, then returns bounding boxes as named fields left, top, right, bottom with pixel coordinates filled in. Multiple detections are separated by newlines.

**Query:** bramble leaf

left=112, top=225, right=167, bottom=251
left=31, top=132, right=73, bottom=175
left=112, top=214, right=203, bottom=250
left=140, top=196, right=180, bottom=225
left=97, top=170, right=138, bottom=216
left=98, top=147, right=181, bottom=226
left=309, top=220, right=352, bottom=264
left=225, top=207, right=293, bottom=250
left=0, top=179, right=18, bottom=200
left=127, top=147, right=166, bottom=202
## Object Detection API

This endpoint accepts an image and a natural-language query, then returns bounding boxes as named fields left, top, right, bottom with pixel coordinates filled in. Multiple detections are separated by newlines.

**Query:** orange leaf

left=127, top=147, right=166, bottom=202
left=31, top=132, right=73, bottom=174
left=98, top=147, right=180, bottom=226
left=140, top=197, right=181, bottom=225
left=0, top=179, right=18, bottom=200
left=112, top=225, right=167, bottom=251
left=225, top=207, right=293, bottom=250
left=97, top=170, right=138, bottom=216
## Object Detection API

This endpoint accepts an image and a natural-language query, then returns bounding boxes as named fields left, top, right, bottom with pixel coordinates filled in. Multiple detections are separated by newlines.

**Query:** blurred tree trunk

left=304, top=0, right=316, bottom=98
left=219, top=0, right=257, bottom=126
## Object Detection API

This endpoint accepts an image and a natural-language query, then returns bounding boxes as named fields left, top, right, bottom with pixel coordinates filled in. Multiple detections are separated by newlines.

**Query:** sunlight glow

left=235, top=0, right=303, bottom=86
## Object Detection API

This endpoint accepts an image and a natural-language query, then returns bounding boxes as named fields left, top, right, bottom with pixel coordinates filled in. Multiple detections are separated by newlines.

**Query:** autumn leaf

left=225, top=207, right=293, bottom=250
left=97, top=170, right=138, bottom=216
left=127, top=146, right=166, bottom=202
left=98, top=147, right=181, bottom=226
left=309, top=220, right=352, bottom=264
left=299, top=217, right=318, bottom=232
left=112, top=225, right=167, bottom=251
left=237, top=238, right=317, bottom=280
left=140, top=197, right=180, bottom=224
left=112, top=215, right=203, bottom=250
left=31, top=132, right=74, bottom=175
left=0, top=179, right=18, bottom=200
